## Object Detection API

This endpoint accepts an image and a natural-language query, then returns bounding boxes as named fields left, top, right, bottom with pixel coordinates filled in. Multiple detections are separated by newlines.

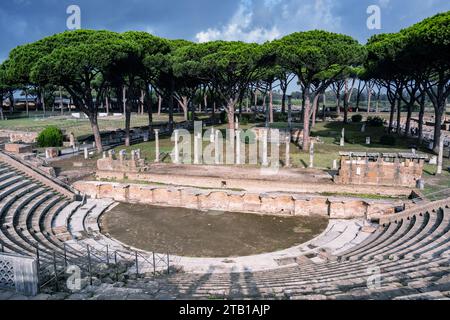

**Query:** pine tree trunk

left=88, top=113, right=103, bottom=152
left=24, top=89, right=29, bottom=117
left=158, top=95, right=162, bottom=115
left=302, top=87, right=311, bottom=151
left=269, top=85, right=274, bottom=123
left=418, top=95, right=425, bottom=144
left=147, top=85, right=153, bottom=134
left=405, top=103, right=412, bottom=137
left=312, top=93, right=320, bottom=127
left=343, top=80, right=349, bottom=124
left=388, top=98, right=396, bottom=133
left=227, top=98, right=236, bottom=130
left=396, top=99, right=402, bottom=134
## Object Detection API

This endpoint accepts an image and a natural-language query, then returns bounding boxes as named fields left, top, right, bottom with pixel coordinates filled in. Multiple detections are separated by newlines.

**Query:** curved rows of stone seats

left=0, top=156, right=140, bottom=275
left=150, top=200, right=450, bottom=300
left=0, top=161, right=83, bottom=265
left=8, top=158, right=447, bottom=300
left=2, top=155, right=450, bottom=299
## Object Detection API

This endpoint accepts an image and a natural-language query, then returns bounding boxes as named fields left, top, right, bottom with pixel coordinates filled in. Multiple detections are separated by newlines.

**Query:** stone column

left=154, top=129, right=160, bottom=163
left=235, top=129, right=241, bottom=165
left=226, top=129, right=236, bottom=165
left=437, top=138, right=444, bottom=175
left=309, top=141, right=315, bottom=168
left=69, top=132, right=75, bottom=147
left=333, top=159, right=338, bottom=170
left=194, top=132, right=201, bottom=164
left=215, top=129, right=221, bottom=165
left=119, top=150, right=126, bottom=163
left=173, top=130, right=180, bottom=164
left=210, top=128, right=215, bottom=143
left=285, top=133, right=291, bottom=167
left=84, top=147, right=88, bottom=160
left=340, top=128, right=345, bottom=147
left=287, top=95, right=293, bottom=130
left=262, top=128, right=269, bottom=166
left=102, top=151, right=106, bottom=159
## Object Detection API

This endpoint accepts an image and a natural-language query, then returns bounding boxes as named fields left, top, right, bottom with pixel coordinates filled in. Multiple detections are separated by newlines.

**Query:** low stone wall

left=95, top=169, right=412, bottom=197
left=73, top=181, right=402, bottom=219
left=4, top=143, right=33, bottom=154
left=0, top=130, right=38, bottom=144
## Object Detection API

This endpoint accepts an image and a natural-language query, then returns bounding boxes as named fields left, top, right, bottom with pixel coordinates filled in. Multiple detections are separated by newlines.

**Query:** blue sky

left=1, top=0, right=449, bottom=63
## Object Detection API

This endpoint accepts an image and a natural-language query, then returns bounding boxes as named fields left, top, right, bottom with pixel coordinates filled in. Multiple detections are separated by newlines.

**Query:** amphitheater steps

left=339, top=223, right=393, bottom=261
left=160, top=259, right=449, bottom=299
left=374, top=214, right=430, bottom=261
left=162, top=255, right=448, bottom=289
left=393, top=291, right=450, bottom=300
left=68, top=201, right=97, bottom=240
left=52, top=201, right=83, bottom=241
left=348, top=222, right=402, bottom=261
left=2, top=154, right=450, bottom=299
left=360, top=217, right=417, bottom=261
left=403, top=215, right=450, bottom=259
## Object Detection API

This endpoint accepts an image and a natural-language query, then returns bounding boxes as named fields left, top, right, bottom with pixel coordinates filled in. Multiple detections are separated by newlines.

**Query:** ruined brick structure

left=335, top=152, right=427, bottom=187
left=96, top=149, right=148, bottom=173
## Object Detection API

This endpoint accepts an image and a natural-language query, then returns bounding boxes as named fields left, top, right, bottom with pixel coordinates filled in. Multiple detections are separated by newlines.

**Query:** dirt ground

left=146, top=163, right=332, bottom=183
left=100, top=203, right=328, bottom=257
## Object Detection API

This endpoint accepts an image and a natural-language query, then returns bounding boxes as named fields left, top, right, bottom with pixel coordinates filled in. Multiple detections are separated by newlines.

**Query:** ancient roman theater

left=1, top=133, right=449, bottom=300
left=0, top=10, right=449, bottom=302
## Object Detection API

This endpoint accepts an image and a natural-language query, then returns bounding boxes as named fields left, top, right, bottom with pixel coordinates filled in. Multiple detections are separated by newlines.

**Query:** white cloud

left=378, top=0, right=390, bottom=8
left=195, top=0, right=280, bottom=43
left=195, top=0, right=341, bottom=43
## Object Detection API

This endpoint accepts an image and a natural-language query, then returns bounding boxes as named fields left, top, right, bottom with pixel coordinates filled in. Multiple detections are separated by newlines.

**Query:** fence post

left=53, top=251, right=59, bottom=291
left=152, top=252, right=156, bottom=278
left=167, top=252, right=170, bottom=275
left=114, top=251, right=118, bottom=282
left=87, top=245, right=92, bottom=286
left=135, top=251, right=139, bottom=278
left=106, top=245, right=109, bottom=264
left=35, top=244, right=40, bottom=271
left=63, top=243, right=67, bottom=267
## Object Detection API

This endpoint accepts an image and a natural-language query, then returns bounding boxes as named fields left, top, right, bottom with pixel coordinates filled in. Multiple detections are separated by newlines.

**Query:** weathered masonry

left=73, top=181, right=402, bottom=219
left=0, top=252, right=39, bottom=296
left=335, top=152, right=427, bottom=187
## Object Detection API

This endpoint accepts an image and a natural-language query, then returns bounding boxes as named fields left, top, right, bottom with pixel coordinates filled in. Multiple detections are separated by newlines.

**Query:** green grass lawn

left=111, top=120, right=445, bottom=169
left=109, top=119, right=449, bottom=200
left=5, top=111, right=446, bottom=200
left=0, top=113, right=186, bottom=139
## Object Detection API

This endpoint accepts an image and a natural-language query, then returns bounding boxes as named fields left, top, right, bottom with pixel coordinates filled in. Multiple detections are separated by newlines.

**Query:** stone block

left=242, top=193, right=261, bottom=212
left=198, top=191, right=229, bottom=210
left=45, top=147, right=59, bottom=159
left=180, top=189, right=200, bottom=209
left=5, top=143, right=33, bottom=154
left=153, top=188, right=172, bottom=204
